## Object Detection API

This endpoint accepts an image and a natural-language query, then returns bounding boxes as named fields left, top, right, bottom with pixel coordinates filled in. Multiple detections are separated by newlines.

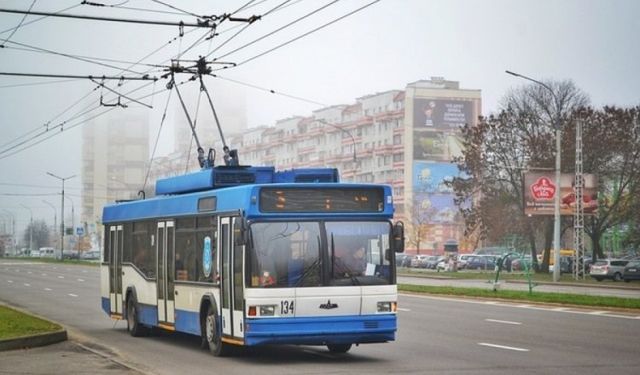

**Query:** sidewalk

left=0, top=340, right=138, bottom=375
left=0, top=303, right=143, bottom=375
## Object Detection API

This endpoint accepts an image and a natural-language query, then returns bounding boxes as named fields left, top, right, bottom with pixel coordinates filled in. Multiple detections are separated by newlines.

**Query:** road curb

left=0, top=329, right=67, bottom=352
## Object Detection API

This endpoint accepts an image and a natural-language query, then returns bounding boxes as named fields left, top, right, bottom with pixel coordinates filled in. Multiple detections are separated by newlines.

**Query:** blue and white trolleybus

left=100, top=165, right=405, bottom=356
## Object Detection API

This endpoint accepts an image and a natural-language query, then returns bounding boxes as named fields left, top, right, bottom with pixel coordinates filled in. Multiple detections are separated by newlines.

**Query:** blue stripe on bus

left=244, top=314, right=396, bottom=346
left=138, top=304, right=158, bottom=327
left=175, top=309, right=201, bottom=336
left=101, top=297, right=110, bottom=315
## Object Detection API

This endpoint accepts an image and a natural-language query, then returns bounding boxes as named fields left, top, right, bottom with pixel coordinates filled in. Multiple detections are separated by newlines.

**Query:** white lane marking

left=397, top=307, right=411, bottom=312
left=77, top=279, right=85, bottom=282
left=7, top=280, right=13, bottom=283
left=485, top=319, right=522, bottom=325
left=401, top=293, right=640, bottom=320
left=82, top=270, right=88, bottom=273
left=589, top=311, right=607, bottom=315
left=28, top=271, right=32, bottom=274
left=24, top=283, right=30, bottom=287
left=44, top=288, right=52, bottom=291
left=478, top=342, right=529, bottom=352
left=68, top=293, right=78, bottom=298
left=553, top=307, right=569, bottom=311
left=58, top=276, right=64, bottom=279
left=42, top=273, right=47, bottom=276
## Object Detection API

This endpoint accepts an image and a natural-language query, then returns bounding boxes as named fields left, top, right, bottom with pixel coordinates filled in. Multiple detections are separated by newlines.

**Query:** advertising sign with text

left=523, top=172, right=598, bottom=216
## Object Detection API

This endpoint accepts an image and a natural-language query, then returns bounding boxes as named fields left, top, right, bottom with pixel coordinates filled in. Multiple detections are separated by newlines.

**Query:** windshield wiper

left=294, top=236, right=322, bottom=287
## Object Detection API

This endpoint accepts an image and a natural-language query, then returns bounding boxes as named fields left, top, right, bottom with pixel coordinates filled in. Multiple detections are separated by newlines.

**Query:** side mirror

left=233, top=217, right=248, bottom=246
left=392, top=221, right=405, bottom=253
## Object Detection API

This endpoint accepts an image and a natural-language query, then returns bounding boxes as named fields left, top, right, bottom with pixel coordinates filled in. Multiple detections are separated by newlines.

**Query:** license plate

left=629, top=268, right=637, bottom=272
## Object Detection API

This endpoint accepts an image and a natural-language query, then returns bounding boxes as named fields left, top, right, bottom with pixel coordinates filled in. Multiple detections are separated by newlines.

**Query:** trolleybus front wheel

left=205, top=304, right=231, bottom=356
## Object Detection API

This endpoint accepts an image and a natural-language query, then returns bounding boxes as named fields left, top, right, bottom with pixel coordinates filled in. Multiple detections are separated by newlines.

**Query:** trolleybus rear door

left=219, top=216, right=244, bottom=341
left=156, top=220, right=176, bottom=326
left=108, top=225, right=123, bottom=316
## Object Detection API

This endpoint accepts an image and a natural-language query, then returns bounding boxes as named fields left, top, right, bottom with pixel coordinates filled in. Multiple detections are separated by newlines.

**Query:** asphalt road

left=2, top=260, right=640, bottom=375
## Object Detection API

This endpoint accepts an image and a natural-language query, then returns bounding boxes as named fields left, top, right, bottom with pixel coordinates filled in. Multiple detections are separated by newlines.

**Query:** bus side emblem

left=203, top=236, right=212, bottom=278
left=319, top=300, right=338, bottom=310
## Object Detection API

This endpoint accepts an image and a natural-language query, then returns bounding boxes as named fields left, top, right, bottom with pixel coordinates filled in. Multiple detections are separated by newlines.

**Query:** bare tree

left=406, top=200, right=436, bottom=255
left=452, top=80, right=590, bottom=272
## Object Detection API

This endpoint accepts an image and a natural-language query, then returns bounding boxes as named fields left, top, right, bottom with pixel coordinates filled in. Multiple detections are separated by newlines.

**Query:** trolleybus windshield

left=248, top=221, right=392, bottom=288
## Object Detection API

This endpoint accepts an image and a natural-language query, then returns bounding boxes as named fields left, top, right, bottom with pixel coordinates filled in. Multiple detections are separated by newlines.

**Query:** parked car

left=411, top=255, right=429, bottom=268
left=456, top=254, right=474, bottom=269
left=466, top=255, right=497, bottom=271
left=590, top=259, right=630, bottom=281
left=425, top=256, right=445, bottom=269
left=622, top=260, right=640, bottom=282
left=81, top=250, right=101, bottom=261
left=511, top=256, right=532, bottom=271
left=62, top=249, right=79, bottom=260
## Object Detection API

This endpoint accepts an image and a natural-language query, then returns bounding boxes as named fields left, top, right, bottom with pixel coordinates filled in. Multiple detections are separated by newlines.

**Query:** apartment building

left=81, top=109, right=149, bottom=232
left=151, top=78, right=481, bottom=253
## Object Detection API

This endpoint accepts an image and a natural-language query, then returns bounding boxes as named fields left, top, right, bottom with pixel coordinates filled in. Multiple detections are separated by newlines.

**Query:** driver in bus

left=336, top=245, right=367, bottom=277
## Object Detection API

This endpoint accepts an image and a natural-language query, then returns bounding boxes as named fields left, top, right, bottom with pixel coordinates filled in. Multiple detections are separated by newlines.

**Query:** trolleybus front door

left=156, top=220, right=175, bottom=326
left=219, top=216, right=244, bottom=342
left=108, top=225, right=123, bottom=316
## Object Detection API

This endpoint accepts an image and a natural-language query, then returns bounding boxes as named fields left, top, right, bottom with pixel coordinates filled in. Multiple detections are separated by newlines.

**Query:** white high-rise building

left=81, top=109, right=150, bottom=236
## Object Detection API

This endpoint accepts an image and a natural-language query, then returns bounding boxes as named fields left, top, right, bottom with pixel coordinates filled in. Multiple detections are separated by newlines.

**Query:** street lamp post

left=506, top=70, right=562, bottom=282
left=42, top=200, right=57, bottom=244
left=64, top=195, right=76, bottom=250
left=47, top=172, right=76, bottom=259
left=20, top=204, right=33, bottom=252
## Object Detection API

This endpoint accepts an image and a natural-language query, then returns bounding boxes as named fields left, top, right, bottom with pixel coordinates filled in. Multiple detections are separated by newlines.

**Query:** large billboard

left=412, top=161, right=460, bottom=194
left=523, top=172, right=598, bottom=216
left=413, top=99, right=474, bottom=130
left=413, top=130, right=464, bottom=161
left=413, top=193, right=460, bottom=224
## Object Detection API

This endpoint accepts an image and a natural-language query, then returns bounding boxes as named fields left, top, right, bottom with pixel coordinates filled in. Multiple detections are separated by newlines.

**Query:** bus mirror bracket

left=392, top=221, right=405, bottom=253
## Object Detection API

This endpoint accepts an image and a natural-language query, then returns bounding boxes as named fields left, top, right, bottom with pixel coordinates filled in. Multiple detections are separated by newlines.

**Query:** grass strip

left=398, top=284, right=640, bottom=310
left=0, top=306, right=62, bottom=340
left=3, top=257, right=99, bottom=267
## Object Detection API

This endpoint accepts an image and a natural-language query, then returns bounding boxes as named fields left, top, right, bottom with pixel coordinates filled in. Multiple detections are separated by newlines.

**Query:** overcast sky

left=1, top=0, right=639, bottom=234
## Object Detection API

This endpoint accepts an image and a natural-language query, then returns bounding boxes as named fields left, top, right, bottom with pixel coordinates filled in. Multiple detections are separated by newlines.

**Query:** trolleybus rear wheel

left=127, top=297, right=147, bottom=337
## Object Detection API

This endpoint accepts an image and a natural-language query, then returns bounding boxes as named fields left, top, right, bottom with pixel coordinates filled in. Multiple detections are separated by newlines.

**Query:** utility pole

left=574, top=119, right=585, bottom=279
left=20, top=204, right=33, bottom=252
left=47, top=172, right=76, bottom=259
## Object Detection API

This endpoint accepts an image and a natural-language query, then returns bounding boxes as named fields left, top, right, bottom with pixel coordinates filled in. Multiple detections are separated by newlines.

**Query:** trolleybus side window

left=122, top=223, right=132, bottom=263
left=175, top=217, right=196, bottom=281
left=103, top=227, right=110, bottom=263
left=131, top=221, right=156, bottom=278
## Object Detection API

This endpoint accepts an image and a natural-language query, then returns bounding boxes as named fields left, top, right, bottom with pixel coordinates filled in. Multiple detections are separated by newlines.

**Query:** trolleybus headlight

left=377, top=301, right=396, bottom=313
left=259, top=305, right=277, bottom=316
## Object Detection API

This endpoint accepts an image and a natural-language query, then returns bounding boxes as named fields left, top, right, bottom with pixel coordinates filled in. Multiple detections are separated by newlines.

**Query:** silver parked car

left=590, top=259, right=629, bottom=281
